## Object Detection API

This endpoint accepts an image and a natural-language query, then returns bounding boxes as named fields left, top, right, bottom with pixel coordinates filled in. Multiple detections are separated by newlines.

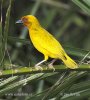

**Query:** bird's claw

left=48, top=64, right=55, bottom=72
left=35, top=65, right=43, bottom=71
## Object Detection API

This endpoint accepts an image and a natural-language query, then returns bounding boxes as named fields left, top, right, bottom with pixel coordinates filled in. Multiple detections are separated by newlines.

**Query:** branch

left=0, top=64, right=90, bottom=78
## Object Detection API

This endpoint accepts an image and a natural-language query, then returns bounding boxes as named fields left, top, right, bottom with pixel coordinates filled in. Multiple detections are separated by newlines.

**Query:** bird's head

left=16, top=15, right=40, bottom=29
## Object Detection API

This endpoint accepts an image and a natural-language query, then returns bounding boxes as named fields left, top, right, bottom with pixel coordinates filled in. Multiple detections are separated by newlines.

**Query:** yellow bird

left=16, top=15, right=78, bottom=70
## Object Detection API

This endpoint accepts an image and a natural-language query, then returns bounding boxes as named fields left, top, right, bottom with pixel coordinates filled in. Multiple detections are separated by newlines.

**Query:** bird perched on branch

left=16, top=15, right=78, bottom=70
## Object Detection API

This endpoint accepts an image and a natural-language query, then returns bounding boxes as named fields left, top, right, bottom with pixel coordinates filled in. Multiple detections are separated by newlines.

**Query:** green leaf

left=0, top=73, right=58, bottom=96
left=0, top=0, right=13, bottom=66
left=3, top=0, right=12, bottom=44
left=72, top=0, right=90, bottom=15
left=0, top=73, right=44, bottom=96
left=61, top=89, right=90, bottom=100
left=0, top=76, right=18, bottom=89
left=0, top=0, right=4, bottom=66
left=27, top=72, right=88, bottom=100
left=68, top=80, right=90, bottom=93
left=42, top=72, right=87, bottom=99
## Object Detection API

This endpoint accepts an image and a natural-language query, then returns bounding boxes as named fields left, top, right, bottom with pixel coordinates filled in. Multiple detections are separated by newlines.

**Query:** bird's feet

left=48, top=64, right=55, bottom=72
left=35, top=65, right=43, bottom=71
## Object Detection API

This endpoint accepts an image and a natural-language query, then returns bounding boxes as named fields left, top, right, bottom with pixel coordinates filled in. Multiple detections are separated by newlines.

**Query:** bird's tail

left=61, top=54, right=78, bottom=69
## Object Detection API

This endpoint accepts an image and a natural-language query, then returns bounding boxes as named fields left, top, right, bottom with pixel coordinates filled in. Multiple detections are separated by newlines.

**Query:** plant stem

left=0, top=64, right=90, bottom=78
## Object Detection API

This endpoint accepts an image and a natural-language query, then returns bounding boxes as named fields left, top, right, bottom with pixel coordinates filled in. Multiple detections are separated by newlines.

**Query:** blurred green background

left=0, top=0, right=90, bottom=100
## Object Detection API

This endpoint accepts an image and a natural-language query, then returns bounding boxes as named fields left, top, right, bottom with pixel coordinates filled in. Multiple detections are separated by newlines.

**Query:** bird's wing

left=37, top=28, right=65, bottom=56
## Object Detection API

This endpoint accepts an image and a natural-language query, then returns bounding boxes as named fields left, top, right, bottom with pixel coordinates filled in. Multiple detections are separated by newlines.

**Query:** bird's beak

left=16, top=19, right=23, bottom=24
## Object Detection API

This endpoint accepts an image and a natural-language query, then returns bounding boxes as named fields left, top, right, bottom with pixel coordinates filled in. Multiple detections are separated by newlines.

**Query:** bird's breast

left=29, top=30, right=49, bottom=55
